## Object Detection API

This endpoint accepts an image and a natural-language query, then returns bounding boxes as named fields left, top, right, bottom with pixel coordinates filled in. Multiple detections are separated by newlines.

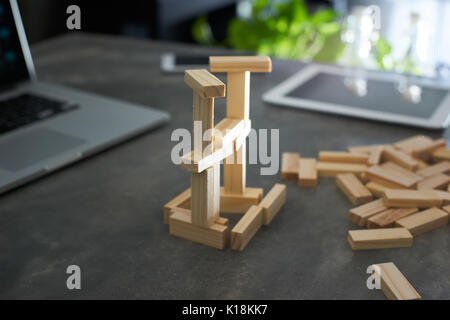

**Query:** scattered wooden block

left=348, top=144, right=385, bottom=154
left=317, top=162, right=367, bottom=177
left=281, top=152, right=300, bottom=180
left=348, top=228, right=413, bottom=250
left=259, top=184, right=286, bottom=225
left=442, top=205, right=450, bottom=215
left=184, top=69, right=225, bottom=98
left=163, top=188, right=191, bottom=224
left=417, top=173, right=450, bottom=190
left=412, top=139, right=446, bottom=162
left=394, top=135, right=433, bottom=154
left=336, top=173, right=373, bottom=205
left=209, top=56, right=272, bottom=73
left=434, top=190, right=450, bottom=205
left=432, top=147, right=450, bottom=162
left=319, top=151, right=369, bottom=164
left=380, top=162, right=423, bottom=183
left=220, top=187, right=263, bottom=213
left=367, top=146, right=384, bottom=166
left=348, top=199, right=388, bottom=227
left=382, top=146, right=418, bottom=170
left=367, top=208, right=419, bottom=228
left=298, top=158, right=318, bottom=187
left=231, top=205, right=263, bottom=251
left=416, top=161, right=450, bottom=178
left=395, top=207, right=448, bottom=236
left=366, top=165, right=421, bottom=189
left=169, top=209, right=229, bottom=249
left=383, top=189, right=443, bottom=208
left=373, top=262, right=421, bottom=300
left=365, top=181, right=389, bottom=198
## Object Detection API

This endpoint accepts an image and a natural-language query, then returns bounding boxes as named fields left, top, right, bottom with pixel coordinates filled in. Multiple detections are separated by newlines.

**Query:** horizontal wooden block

left=366, top=165, right=421, bottom=189
left=434, top=190, right=450, bottom=205
left=382, top=146, right=419, bottom=170
left=348, top=228, right=413, bottom=250
left=348, top=199, right=388, bottom=226
left=220, top=187, right=263, bottom=213
left=214, top=118, right=249, bottom=150
left=317, top=162, right=367, bottom=177
left=169, top=210, right=228, bottom=249
left=298, top=158, right=318, bottom=187
left=209, top=56, right=272, bottom=73
left=231, top=205, right=263, bottom=251
left=365, top=181, right=400, bottom=198
left=412, top=139, right=446, bottom=162
left=417, top=173, right=450, bottom=190
left=163, top=188, right=191, bottom=224
left=281, top=152, right=300, bottom=180
left=432, top=147, right=450, bottom=162
left=367, top=208, right=419, bottom=228
left=336, top=173, right=373, bottom=205
left=374, top=262, right=421, bottom=300
left=347, top=144, right=385, bottom=154
left=395, top=207, right=448, bottom=236
left=394, top=135, right=433, bottom=154
left=416, top=161, right=450, bottom=178
left=367, top=146, right=384, bottom=166
left=442, top=205, right=450, bottom=215
left=319, top=151, right=368, bottom=164
left=180, top=143, right=234, bottom=173
left=381, top=162, right=423, bottom=182
left=383, top=189, right=443, bottom=208
left=184, top=69, right=225, bottom=98
left=259, top=184, right=286, bottom=225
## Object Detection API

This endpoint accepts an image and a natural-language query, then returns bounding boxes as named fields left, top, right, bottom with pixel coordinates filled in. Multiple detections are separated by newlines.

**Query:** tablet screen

left=286, top=72, right=448, bottom=119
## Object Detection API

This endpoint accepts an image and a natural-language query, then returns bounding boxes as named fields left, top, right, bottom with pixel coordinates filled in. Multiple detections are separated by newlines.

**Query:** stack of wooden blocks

left=164, top=56, right=286, bottom=251
left=281, top=135, right=450, bottom=251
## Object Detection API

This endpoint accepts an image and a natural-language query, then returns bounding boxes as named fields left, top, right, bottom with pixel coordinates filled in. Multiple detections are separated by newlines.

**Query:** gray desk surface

left=1, top=34, right=449, bottom=299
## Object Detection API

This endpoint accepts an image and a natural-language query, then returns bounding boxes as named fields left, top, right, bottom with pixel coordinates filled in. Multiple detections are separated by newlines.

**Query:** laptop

left=0, top=0, right=170, bottom=194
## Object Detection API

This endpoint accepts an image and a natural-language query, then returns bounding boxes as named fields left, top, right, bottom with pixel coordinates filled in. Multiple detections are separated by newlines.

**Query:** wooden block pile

left=281, top=135, right=450, bottom=251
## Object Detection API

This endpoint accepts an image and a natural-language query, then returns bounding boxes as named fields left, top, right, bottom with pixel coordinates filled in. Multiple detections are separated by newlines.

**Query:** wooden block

left=417, top=173, right=450, bottom=190
left=380, top=162, right=422, bottom=182
left=382, top=146, right=419, bottom=170
left=190, top=165, right=220, bottom=227
left=220, top=187, right=263, bottom=213
left=367, top=146, right=384, bottom=166
left=416, top=161, right=450, bottom=178
left=365, top=181, right=401, bottom=198
left=411, top=138, right=446, bottom=162
left=348, top=144, right=385, bottom=154
left=348, top=228, right=413, bottom=250
left=395, top=207, right=448, bottom=236
left=394, top=135, right=433, bottom=154
left=411, top=156, right=429, bottom=169
left=223, top=142, right=246, bottom=194
left=163, top=189, right=191, bottom=224
left=434, top=190, right=450, bottom=205
left=432, top=147, right=450, bottom=162
left=259, top=184, right=286, bottom=225
left=373, top=263, right=421, bottom=300
left=317, top=162, right=367, bottom=177
left=442, top=205, right=450, bottom=215
left=336, top=173, right=373, bottom=205
left=281, top=152, right=300, bottom=180
left=226, top=71, right=249, bottom=120
left=348, top=199, right=388, bottom=226
left=231, top=205, right=263, bottom=251
left=214, top=118, right=248, bottom=149
left=366, top=165, right=421, bottom=189
left=367, top=208, right=419, bottom=228
left=184, top=69, right=225, bottom=98
left=319, top=151, right=368, bottom=164
left=383, top=189, right=443, bottom=208
left=210, top=56, right=272, bottom=73
left=169, top=210, right=228, bottom=249
left=298, top=158, right=318, bottom=187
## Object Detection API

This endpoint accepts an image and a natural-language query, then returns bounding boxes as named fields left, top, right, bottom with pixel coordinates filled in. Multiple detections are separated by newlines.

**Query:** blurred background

left=18, top=0, right=450, bottom=79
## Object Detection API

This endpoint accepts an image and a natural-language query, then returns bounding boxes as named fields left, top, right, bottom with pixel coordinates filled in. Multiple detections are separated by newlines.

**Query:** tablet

left=263, top=64, right=450, bottom=129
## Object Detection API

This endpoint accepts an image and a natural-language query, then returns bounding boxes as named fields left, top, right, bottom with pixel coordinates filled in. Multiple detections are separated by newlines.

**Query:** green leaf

left=191, top=16, right=215, bottom=45
left=310, top=9, right=337, bottom=25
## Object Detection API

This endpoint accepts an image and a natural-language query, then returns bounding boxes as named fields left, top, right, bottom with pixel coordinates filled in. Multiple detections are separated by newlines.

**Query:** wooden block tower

left=164, top=57, right=286, bottom=250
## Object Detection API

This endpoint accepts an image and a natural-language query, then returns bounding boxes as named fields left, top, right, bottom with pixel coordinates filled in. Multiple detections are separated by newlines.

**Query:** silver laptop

left=0, top=0, right=170, bottom=194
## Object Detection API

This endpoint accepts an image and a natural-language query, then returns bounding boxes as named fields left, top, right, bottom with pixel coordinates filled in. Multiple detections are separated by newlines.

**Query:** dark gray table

left=1, top=34, right=449, bottom=299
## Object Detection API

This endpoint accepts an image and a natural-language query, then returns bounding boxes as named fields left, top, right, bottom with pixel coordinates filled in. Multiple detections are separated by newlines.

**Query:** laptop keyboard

left=0, top=94, right=78, bottom=134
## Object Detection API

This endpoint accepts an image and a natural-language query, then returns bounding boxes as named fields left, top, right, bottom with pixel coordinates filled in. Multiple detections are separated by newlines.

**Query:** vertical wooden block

left=224, top=142, right=246, bottom=194
left=348, top=199, right=388, bottom=226
left=298, top=158, right=318, bottom=187
left=373, top=263, right=421, bottom=300
left=259, top=184, right=286, bottom=225
left=367, top=146, right=384, bottom=166
left=226, top=71, right=249, bottom=120
left=336, top=173, right=373, bottom=205
left=191, top=166, right=219, bottom=227
left=231, top=205, right=264, bottom=251
left=281, top=152, right=300, bottom=180
left=395, top=207, right=448, bottom=236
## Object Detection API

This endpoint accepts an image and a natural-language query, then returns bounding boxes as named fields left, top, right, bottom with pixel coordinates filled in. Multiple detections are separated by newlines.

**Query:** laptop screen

left=0, top=0, right=30, bottom=88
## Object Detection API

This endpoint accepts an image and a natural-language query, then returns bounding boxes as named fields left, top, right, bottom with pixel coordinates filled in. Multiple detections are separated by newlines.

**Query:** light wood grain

left=416, top=161, right=450, bottom=178
left=432, top=147, right=450, bottom=162
left=163, top=188, right=191, bottom=224
left=348, top=199, right=388, bottom=226
left=395, top=207, right=448, bottom=236
left=184, top=69, right=225, bottom=98
left=417, top=173, right=450, bottom=190
left=348, top=228, right=413, bottom=250
left=259, top=184, right=286, bottom=225
left=374, top=262, right=421, bottom=300
left=210, top=56, right=272, bottom=73
left=231, top=205, right=264, bottom=251
left=319, top=151, right=368, bottom=164
left=281, top=152, right=300, bottom=180
left=382, top=146, right=419, bottom=170
left=298, top=158, right=318, bottom=187
left=336, top=173, right=373, bottom=205
left=411, top=138, right=446, bottom=162
left=317, top=162, right=367, bottom=177
left=366, top=165, right=421, bottom=188
left=394, top=135, right=433, bottom=154
left=367, top=146, right=384, bottom=166
left=220, top=187, right=263, bottom=213
left=383, top=189, right=443, bottom=208
left=367, top=207, right=419, bottom=228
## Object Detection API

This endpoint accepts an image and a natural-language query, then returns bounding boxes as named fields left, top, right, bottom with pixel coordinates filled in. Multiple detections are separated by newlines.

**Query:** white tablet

left=263, top=64, right=450, bottom=129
